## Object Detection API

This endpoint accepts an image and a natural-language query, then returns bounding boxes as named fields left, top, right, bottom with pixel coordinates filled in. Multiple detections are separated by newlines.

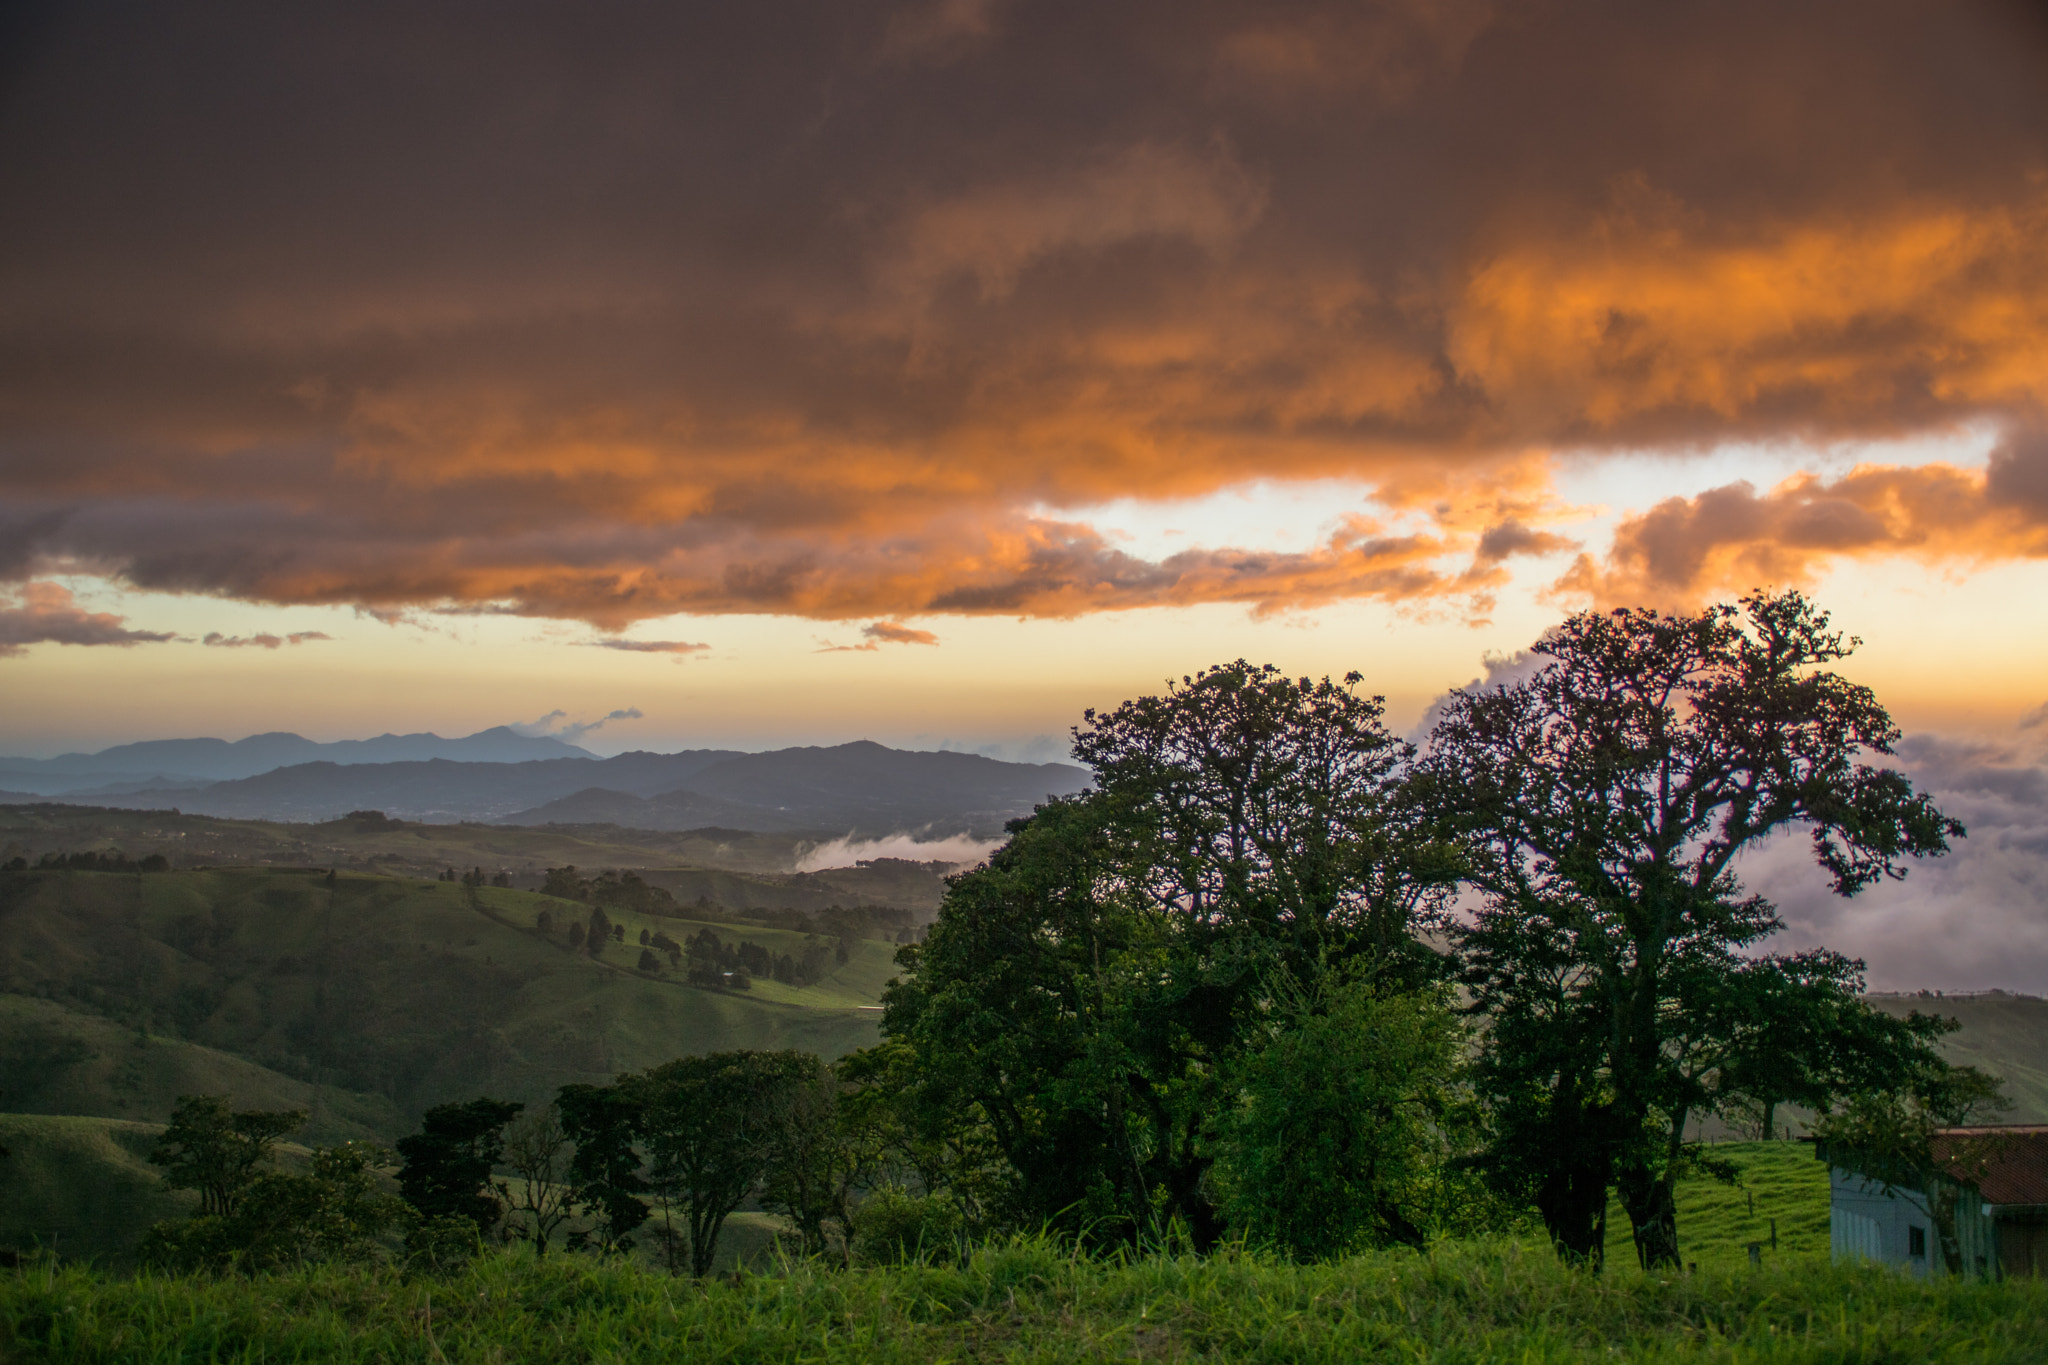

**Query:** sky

left=3, top=0, right=2048, bottom=987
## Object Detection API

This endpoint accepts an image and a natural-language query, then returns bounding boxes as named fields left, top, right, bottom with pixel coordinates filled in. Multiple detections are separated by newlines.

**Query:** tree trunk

left=1617, top=1164, right=1681, bottom=1269
left=1536, top=1150, right=1611, bottom=1268
left=1759, top=1100, right=1778, bottom=1143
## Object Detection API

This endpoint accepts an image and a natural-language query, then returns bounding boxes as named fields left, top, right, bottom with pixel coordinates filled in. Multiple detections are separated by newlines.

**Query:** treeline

left=678, top=926, right=846, bottom=989
left=438, top=866, right=512, bottom=887
left=541, top=866, right=677, bottom=917
left=541, top=864, right=921, bottom=945
left=532, top=903, right=851, bottom=990
left=868, top=592, right=2001, bottom=1272
left=138, top=1054, right=940, bottom=1276
left=0, top=850, right=171, bottom=873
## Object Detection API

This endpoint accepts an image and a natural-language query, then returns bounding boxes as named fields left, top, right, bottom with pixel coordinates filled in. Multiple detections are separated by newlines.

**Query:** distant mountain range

left=0, top=734, right=1090, bottom=837
left=0, top=728, right=596, bottom=792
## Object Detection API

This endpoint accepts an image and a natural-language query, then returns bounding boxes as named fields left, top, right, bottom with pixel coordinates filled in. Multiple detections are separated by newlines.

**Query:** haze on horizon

left=2, top=0, right=2047, bottom=990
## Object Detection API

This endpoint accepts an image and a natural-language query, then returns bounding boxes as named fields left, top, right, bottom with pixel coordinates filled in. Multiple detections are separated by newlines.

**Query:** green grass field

left=1604, top=1142, right=1830, bottom=1274
left=6, top=1237, right=2045, bottom=1363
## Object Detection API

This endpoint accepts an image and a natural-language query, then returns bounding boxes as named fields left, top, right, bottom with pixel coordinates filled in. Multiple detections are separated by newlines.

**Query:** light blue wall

left=1829, top=1167, right=1996, bottom=1278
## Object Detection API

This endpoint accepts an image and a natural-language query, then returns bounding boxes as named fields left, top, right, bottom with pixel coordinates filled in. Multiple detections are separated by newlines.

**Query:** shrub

left=851, top=1188, right=962, bottom=1265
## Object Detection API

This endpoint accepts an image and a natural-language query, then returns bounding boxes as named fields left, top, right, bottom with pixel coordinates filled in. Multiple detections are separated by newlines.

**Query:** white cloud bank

left=796, top=832, right=1003, bottom=872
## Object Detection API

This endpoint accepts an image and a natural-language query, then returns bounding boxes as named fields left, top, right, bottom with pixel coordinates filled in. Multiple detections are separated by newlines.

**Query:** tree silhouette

left=395, top=1098, right=524, bottom=1236
left=629, top=1050, right=814, bottom=1275
left=1419, top=591, right=1961, bottom=1268
left=148, top=1095, right=306, bottom=1217
left=887, top=662, right=1452, bottom=1249
left=556, top=1082, right=650, bottom=1254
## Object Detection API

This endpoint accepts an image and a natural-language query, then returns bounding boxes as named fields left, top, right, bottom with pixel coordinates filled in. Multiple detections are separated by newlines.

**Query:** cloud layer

left=1562, top=426, right=2048, bottom=606
left=1743, top=725, right=2048, bottom=993
left=0, top=582, right=176, bottom=657
left=2, top=1, right=2046, bottom=625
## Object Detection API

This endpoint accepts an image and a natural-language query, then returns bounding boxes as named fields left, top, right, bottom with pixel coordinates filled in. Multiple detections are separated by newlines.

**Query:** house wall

left=1829, top=1168, right=1998, bottom=1277
left=1830, top=1168, right=1937, bottom=1276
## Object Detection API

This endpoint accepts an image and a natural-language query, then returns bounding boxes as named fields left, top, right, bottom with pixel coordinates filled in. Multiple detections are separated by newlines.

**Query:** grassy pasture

left=6, top=1237, right=2045, bottom=1364
left=1604, top=1142, right=1830, bottom=1274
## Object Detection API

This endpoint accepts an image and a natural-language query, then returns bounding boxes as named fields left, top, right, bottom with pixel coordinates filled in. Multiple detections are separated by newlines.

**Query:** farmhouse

left=1824, top=1126, right=2048, bottom=1279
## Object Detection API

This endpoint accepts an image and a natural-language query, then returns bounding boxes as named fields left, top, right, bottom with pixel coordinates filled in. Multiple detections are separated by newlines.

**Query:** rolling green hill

left=1865, top=992, right=2048, bottom=1123
left=0, top=804, right=955, bottom=917
left=0, top=803, right=813, bottom=878
left=0, top=867, right=887, bottom=1128
left=0, top=994, right=397, bottom=1141
left=0, top=1114, right=197, bottom=1264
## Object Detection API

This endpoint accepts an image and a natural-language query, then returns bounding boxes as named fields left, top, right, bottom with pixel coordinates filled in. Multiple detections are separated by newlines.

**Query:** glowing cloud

left=0, top=582, right=175, bottom=658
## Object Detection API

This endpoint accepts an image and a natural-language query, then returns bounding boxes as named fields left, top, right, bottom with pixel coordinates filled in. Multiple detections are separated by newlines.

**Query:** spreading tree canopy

left=885, top=663, right=1456, bottom=1248
left=1418, top=591, right=1962, bottom=1268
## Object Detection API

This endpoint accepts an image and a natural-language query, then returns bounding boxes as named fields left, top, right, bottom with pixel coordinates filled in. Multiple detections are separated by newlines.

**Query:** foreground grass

left=6, top=1240, right=2046, bottom=1363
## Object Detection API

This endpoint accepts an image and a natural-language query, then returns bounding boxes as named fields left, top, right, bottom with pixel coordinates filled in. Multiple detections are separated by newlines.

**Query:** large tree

left=885, top=662, right=1453, bottom=1248
left=1420, top=591, right=1961, bottom=1268
left=148, top=1095, right=306, bottom=1218
left=556, top=1082, right=651, bottom=1254
left=395, top=1097, right=524, bottom=1237
left=628, top=1049, right=815, bottom=1276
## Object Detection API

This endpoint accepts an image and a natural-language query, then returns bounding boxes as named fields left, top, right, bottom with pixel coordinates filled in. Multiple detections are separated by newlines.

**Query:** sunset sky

left=4, top=1, right=2048, bottom=984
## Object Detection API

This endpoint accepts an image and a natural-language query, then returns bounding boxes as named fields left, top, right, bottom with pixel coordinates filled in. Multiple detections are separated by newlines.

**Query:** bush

left=405, top=1214, right=483, bottom=1276
left=1210, top=976, right=1467, bottom=1260
left=139, top=1143, right=410, bottom=1273
left=850, top=1188, right=962, bottom=1265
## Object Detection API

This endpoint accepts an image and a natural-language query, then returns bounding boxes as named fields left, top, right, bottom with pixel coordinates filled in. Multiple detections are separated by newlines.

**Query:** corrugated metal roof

left=1932, top=1126, right=2048, bottom=1206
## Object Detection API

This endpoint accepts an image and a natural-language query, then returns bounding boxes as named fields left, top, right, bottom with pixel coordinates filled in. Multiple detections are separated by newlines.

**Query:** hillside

left=0, top=868, right=890, bottom=1129
left=0, top=805, right=952, bottom=906
left=1865, top=991, right=2048, bottom=1123
left=511, top=743, right=1092, bottom=837
left=0, top=1114, right=198, bottom=1263
left=0, top=728, right=601, bottom=795
left=0, top=994, right=398, bottom=1141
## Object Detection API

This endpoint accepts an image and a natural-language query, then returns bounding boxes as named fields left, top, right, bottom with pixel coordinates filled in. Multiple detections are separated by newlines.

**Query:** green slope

left=0, top=803, right=812, bottom=878
left=0, top=868, right=887, bottom=1130
left=0, top=994, right=396, bottom=1142
left=0, top=1114, right=195, bottom=1264
left=1866, top=992, right=2048, bottom=1122
left=0, top=804, right=953, bottom=916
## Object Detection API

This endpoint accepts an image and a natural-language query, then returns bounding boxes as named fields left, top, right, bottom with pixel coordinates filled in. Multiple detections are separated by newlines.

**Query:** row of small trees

left=141, top=1052, right=949, bottom=1276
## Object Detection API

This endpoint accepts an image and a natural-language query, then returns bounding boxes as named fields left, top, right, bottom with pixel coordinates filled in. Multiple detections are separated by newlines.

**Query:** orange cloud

left=585, top=639, right=710, bottom=656
left=200, top=630, right=332, bottom=648
left=1559, top=426, right=2048, bottom=607
left=1451, top=189, right=2048, bottom=442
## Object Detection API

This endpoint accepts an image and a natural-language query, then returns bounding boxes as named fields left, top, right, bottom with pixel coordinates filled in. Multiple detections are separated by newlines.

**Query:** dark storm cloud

left=2, top=1, right=2045, bottom=622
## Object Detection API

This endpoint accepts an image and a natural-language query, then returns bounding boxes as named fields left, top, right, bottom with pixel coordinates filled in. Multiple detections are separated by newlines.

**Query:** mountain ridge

left=0, top=727, right=599, bottom=790
left=0, top=742, right=1092, bottom=838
